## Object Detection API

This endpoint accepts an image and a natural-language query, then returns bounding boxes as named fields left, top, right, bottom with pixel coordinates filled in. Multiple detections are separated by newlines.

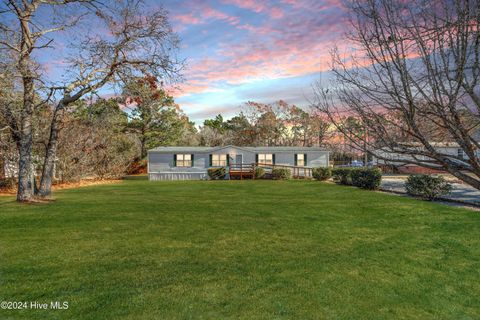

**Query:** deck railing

left=209, top=162, right=315, bottom=180
left=229, top=163, right=255, bottom=172
left=228, top=163, right=256, bottom=179
left=256, top=163, right=314, bottom=179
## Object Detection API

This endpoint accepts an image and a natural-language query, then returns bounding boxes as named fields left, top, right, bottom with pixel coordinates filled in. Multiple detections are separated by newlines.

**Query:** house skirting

left=397, top=165, right=445, bottom=174
left=149, top=172, right=208, bottom=181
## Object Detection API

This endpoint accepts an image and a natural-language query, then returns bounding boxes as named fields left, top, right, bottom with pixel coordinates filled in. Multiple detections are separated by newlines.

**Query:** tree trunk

left=15, top=10, right=37, bottom=202
left=16, top=78, right=35, bottom=202
left=140, top=131, right=146, bottom=159
left=37, top=106, right=62, bottom=198
left=364, top=132, right=368, bottom=166
left=0, top=156, right=4, bottom=180
left=17, top=136, right=33, bottom=201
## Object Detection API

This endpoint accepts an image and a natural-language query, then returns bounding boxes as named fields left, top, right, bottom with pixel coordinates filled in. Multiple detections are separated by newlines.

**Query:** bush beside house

left=127, top=159, right=148, bottom=175
left=208, top=168, right=226, bottom=180
left=255, top=167, right=265, bottom=179
left=332, top=167, right=382, bottom=190
left=312, top=167, right=332, bottom=181
left=332, top=168, right=354, bottom=185
left=350, top=168, right=382, bottom=190
left=271, top=168, right=291, bottom=180
left=405, top=175, right=452, bottom=200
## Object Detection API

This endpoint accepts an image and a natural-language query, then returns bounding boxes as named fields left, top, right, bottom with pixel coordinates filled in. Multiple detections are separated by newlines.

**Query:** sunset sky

left=160, top=0, right=349, bottom=123
left=32, top=0, right=349, bottom=124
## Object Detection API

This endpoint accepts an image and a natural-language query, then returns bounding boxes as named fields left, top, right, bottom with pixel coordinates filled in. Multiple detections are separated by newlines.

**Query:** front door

left=235, top=154, right=243, bottom=164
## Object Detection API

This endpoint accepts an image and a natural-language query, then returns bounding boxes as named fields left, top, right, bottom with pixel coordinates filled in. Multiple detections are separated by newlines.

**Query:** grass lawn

left=0, top=180, right=479, bottom=319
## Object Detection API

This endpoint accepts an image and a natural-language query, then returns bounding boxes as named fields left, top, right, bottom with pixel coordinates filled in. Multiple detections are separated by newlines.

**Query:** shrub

left=207, top=167, right=226, bottom=180
left=332, top=167, right=382, bottom=190
left=312, top=167, right=332, bottom=181
left=350, top=168, right=382, bottom=190
left=0, top=178, right=16, bottom=189
left=127, top=159, right=147, bottom=175
left=332, top=168, right=353, bottom=185
left=405, top=174, right=452, bottom=200
left=254, top=167, right=265, bottom=179
left=271, top=168, right=291, bottom=180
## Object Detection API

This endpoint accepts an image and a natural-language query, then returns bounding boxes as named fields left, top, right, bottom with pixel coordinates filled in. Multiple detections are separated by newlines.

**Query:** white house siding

left=211, top=147, right=255, bottom=164
left=148, top=153, right=208, bottom=172
left=253, top=150, right=328, bottom=178
left=308, top=152, right=329, bottom=167
left=256, top=151, right=328, bottom=167
left=148, top=152, right=209, bottom=180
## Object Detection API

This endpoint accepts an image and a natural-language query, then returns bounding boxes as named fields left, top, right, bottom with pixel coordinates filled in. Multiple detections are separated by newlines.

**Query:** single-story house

left=148, top=145, right=329, bottom=180
left=372, top=142, right=476, bottom=174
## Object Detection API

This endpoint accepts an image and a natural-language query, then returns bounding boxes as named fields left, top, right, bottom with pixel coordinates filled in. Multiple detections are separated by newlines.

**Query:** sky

left=9, top=0, right=349, bottom=124
left=161, top=0, right=349, bottom=123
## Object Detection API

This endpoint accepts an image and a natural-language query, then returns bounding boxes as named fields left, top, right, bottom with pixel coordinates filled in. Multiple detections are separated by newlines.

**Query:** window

left=296, top=154, right=305, bottom=166
left=457, top=149, right=465, bottom=159
left=258, top=153, right=273, bottom=165
left=212, top=154, right=227, bottom=166
left=176, top=154, right=192, bottom=167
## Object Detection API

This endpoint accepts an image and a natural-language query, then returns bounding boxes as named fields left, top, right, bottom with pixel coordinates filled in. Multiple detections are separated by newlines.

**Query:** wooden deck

left=226, top=163, right=315, bottom=180
left=228, top=163, right=255, bottom=179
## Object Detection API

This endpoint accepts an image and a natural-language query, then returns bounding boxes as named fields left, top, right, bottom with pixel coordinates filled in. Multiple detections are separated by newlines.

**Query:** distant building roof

left=148, top=145, right=328, bottom=153
left=374, top=142, right=461, bottom=150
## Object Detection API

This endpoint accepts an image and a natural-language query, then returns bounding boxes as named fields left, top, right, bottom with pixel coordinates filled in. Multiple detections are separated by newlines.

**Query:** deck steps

left=228, top=163, right=255, bottom=180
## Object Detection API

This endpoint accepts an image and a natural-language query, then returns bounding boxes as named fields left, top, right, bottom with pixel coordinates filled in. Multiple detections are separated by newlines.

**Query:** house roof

left=242, top=146, right=328, bottom=151
left=148, top=145, right=329, bottom=153
left=149, top=146, right=215, bottom=153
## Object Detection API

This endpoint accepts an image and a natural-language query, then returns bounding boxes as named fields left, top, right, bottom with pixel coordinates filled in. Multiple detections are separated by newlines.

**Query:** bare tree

left=243, top=101, right=291, bottom=146
left=307, top=110, right=331, bottom=147
left=0, top=54, right=22, bottom=180
left=42, top=98, right=139, bottom=183
left=0, top=0, right=182, bottom=201
left=313, top=0, right=480, bottom=189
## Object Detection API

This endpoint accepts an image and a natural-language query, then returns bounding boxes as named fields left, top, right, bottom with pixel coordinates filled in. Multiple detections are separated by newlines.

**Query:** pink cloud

left=270, top=7, right=284, bottom=19
left=175, top=13, right=202, bottom=25
left=222, top=0, right=284, bottom=19
left=173, top=0, right=348, bottom=98
left=203, top=7, right=240, bottom=25
left=173, top=5, right=240, bottom=28
left=237, top=23, right=271, bottom=34
left=168, top=78, right=226, bottom=98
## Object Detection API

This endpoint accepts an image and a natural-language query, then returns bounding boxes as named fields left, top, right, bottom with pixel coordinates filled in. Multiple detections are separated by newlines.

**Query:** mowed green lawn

left=0, top=180, right=479, bottom=319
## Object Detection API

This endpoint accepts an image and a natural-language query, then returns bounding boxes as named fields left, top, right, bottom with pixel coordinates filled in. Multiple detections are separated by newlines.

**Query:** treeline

left=0, top=0, right=186, bottom=201
left=197, top=101, right=366, bottom=164
left=198, top=101, right=331, bottom=147
left=1, top=90, right=364, bottom=185
left=0, top=77, right=196, bottom=183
